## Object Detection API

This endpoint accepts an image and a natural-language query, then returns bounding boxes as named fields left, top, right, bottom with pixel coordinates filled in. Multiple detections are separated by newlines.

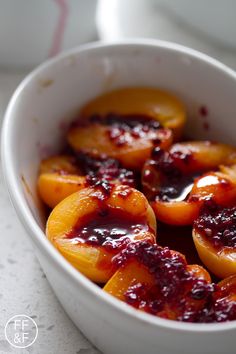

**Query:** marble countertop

left=0, top=71, right=100, bottom=354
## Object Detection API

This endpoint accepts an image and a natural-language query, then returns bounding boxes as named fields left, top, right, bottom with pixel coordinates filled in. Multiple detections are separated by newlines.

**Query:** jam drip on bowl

left=112, top=241, right=236, bottom=322
left=66, top=208, right=150, bottom=252
left=194, top=204, right=236, bottom=249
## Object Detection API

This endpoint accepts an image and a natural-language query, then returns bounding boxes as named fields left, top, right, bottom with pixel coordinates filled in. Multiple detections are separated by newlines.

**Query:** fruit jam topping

left=143, top=147, right=200, bottom=201
left=66, top=208, right=150, bottom=251
left=88, top=112, right=164, bottom=146
left=107, top=113, right=162, bottom=145
left=77, top=153, right=137, bottom=188
left=194, top=205, right=236, bottom=249
left=113, top=241, right=236, bottom=322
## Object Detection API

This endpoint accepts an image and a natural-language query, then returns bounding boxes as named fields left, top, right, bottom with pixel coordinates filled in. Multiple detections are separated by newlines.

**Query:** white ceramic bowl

left=2, top=41, right=236, bottom=354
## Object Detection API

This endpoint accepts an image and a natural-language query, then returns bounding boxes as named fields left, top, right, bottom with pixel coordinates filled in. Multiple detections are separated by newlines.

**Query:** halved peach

left=190, top=170, right=236, bottom=206
left=208, top=275, right=236, bottom=322
left=168, top=141, right=236, bottom=172
left=39, top=155, right=80, bottom=174
left=188, top=264, right=212, bottom=283
left=104, top=259, right=154, bottom=301
left=151, top=200, right=199, bottom=226
left=142, top=142, right=236, bottom=198
left=193, top=205, right=236, bottom=279
left=68, top=120, right=172, bottom=170
left=38, top=152, right=139, bottom=208
left=152, top=171, right=236, bottom=226
left=38, top=155, right=86, bottom=208
left=46, top=185, right=156, bottom=283
left=104, top=260, right=210, bottom=302
left=104, top=243, right=211, bottom=320
left=143, top=142, right=236, bottom=225
left=217, top=275, right=236, bottom=301
left=38, top=173, right=86, bottom=208
left=193, top=230, right=236, bottom=279
left=80, top=87, right=186, bottom=140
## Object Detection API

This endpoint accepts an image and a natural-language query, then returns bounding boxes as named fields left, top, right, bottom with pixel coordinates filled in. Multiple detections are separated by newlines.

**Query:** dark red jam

left=194, top=297, right=236, bottom=323
left=194, top=205, right=236, bottom=249
left=76, top=152, right=137, bottom=188
left=143, top=147, right=200, bottom=201
left=66, top=208, right=150, bottom=252
left=113, top=241, right=236, bottom=322
left=199, top=105, right=208, bottom=117
left=104, top=113, right=162, bottom=146
left=74, top=112, right=166, bottom=147
left=157, top=222, right=202, bottom=265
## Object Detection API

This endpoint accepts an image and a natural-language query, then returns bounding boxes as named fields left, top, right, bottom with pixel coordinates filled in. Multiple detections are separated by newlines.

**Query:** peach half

left=142, top=142, right=236, bottom=225
left=193, top=205, right=236, bottom=278
left=46, top=185, right=156, bottom=283
left=67, top=117, right=173, bottom=170
left=80, top=87, right=186, bottom=140
left=38, top=155, right=86, bottom=208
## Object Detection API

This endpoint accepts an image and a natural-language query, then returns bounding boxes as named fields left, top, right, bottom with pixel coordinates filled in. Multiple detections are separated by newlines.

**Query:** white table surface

left=0, top=71, right=100, bottom=354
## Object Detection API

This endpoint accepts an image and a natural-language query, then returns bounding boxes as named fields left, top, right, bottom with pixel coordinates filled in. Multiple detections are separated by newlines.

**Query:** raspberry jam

left=143, top=147, right=200, bottom=201
left=105, top=113, right=162, bottom=146
left=66, top=208, right=150, bottom=252
left=77, top=153, right=137, bottom=188
left=113, top=241, right=236, bottom=322
left=75, top=112, right=168, bottom=147
left=194, top=205, right=236, bottom=249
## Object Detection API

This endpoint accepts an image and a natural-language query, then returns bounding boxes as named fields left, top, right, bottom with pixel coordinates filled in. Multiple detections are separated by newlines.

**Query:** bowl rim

left=2, top=39, right=236, bottom=333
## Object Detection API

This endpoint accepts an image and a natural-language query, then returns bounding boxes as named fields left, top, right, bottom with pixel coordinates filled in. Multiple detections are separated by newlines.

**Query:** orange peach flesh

left=170, top=142, right=236, bottom=172
left=46, top=185, right=156, bottom=283
left=39, top=155, right=80, bottom=174
left=67, top=123, right=173, bottom=170
left=80, top=87, right=186, bottom=140
left=104, top=259, right=154, bottom=301
left=193, top=228, right=236, bottom=279
left=38, top=173, right=86, bottom=209
left=151, top=170, right=236, bottom=226
left=151, top=200, right=200, bottom=226
left=104, top=259, right=210, bottom=317
left=38, top=155, right=86, bottom=208
left=218, top=274, right=236, bottom=302
left=142, top=142, right=236, bottom=226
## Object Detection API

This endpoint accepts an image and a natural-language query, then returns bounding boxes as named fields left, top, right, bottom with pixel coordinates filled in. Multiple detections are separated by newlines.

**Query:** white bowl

left=2, top=41, right=236, bottom=354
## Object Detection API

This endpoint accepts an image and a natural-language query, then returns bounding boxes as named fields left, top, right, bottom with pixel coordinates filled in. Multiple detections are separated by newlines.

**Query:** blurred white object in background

left=97, top=0, right=236, bottom=70
left=0, top=0, right=97, bottom=68
left=161, top=0, right=236, bottom=49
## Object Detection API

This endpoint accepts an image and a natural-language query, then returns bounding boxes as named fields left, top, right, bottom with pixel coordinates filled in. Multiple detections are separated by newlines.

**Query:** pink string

left=49, top=0, right=69, bottom=57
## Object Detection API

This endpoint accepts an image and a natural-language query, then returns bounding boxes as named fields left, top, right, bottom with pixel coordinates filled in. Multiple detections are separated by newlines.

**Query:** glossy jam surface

left=143, top=147, right=199, bottom=201
left=77, top=153, right=137, bottom=188
left=195, top=205, right=236, bottom=249
left=86, top=113, right=162, bottom=147
left=66, top=208, right=150, bottom=251
left=114, top=241, right=236, bottom=322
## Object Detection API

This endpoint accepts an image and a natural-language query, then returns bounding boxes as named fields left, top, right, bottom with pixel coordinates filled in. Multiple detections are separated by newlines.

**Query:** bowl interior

left=5, top=41, right=236, bottom=254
